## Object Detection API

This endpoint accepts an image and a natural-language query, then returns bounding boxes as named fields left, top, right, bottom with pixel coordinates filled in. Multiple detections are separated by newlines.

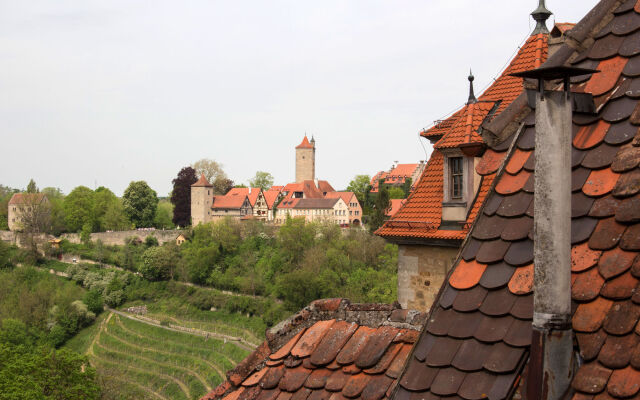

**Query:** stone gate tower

left=190, top=173, right=213, bottom=226
left=295, top=135, right=315, bottom=182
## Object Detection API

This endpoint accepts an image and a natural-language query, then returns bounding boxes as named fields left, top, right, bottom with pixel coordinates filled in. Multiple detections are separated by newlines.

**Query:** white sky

left=1, top=1, right=600, bottom=196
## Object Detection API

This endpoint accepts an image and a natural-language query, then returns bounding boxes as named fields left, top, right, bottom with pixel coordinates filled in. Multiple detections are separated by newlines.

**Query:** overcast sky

left=1, top=1, right=600, bottom=196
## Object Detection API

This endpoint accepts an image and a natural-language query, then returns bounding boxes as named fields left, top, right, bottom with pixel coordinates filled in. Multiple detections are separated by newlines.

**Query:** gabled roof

left=317, top=180, right=335, bottom=194
left=296, top=136, right=314, bottom=149
left=324, top=191, right=356, bottom=205
left=370, top=164, right=421, bottom=193
left=264, top=190, right=281, bottom=209
left=226, top=188, right=262, bottom=207
left=192, top=173, right=213, bottom=187
left=301, top=181, right=324, bottom=199
left=212, top=193, right=249, bottom=210
left=200, top=299, right=426, bottom=400
left=8, top=193, right=47, bottom=205
left=294, top=198, right=339, bottom=209
left=395, top=1, right=640, bottom=398
left=377, top=32, right=549, bottom=242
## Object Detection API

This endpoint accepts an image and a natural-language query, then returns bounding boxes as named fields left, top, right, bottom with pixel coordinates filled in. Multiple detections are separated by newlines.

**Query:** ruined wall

left=397, top=244, right=459, bottom=311
left=61, top=229, right=182, bottom=246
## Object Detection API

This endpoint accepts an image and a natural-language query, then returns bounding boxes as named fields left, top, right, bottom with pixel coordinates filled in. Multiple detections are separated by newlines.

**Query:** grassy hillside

left=80, top=311, right=251, bottom=400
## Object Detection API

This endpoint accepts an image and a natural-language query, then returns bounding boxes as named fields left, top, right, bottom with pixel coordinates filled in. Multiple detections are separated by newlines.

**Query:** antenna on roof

left=531, top=0, right=552, bottom=35
left=467, top=70, right=477, bottom=104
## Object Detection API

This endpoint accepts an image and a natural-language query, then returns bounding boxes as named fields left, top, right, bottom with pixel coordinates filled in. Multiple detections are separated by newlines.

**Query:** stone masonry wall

left=295, top=147, right=315, bottom=182
left=397, top=244, right=459, bottom=311
left=61, top=229, right=182, bottom=246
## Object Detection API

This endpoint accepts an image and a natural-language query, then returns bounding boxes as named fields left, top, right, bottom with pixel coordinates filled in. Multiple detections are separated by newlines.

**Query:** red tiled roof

left=212, top=193, right=248, bottom=209
left=317, top=180, right=335, bottom=193
left=377, top=33, right=549, bottom=241
left=264, top=190, right=281, bottom=209
left=301, top=181, right=324, bottom=199
left=200, top=299, right=426, bottom=400
left=324, top=191, right=356, bottom=204
left=370, top=164, right=421, bottom=192
left=227, top=188, right=262, bottom=207
left=8, top=193, right=47, bottom=205
left=552, top=22, right=576, bottom=36
left=192, top=173, right=213, bottom=187
left=385, top=199, right=406, bottom=218
left=294, top=198, right=339, bottom=209
left=296, top=136, right=314, bottom=149
left=395, top=3, right=640, bottom=399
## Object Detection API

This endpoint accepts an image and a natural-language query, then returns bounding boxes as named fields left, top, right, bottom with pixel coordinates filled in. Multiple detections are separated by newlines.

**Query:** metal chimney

left=511, top=66, right=598, bottom=400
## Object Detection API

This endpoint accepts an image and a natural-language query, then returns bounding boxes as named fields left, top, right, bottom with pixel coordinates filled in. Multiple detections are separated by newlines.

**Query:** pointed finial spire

left=311, top=135, right=315, bottom=143
left=467, top=70, right=477, bottom=105
left=531, top=0, right=552, bottom=35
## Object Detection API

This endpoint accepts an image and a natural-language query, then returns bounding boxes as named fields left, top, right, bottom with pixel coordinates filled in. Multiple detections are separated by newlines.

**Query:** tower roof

left=296, top=135, right=314, bottom=149
left=191, top=173, right=213, bottom=187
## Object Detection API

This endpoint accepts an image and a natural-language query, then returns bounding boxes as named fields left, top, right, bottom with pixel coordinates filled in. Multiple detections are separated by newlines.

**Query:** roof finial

left=467, top=69, right=477, bottom=105
left=311, top=135, right=315, bottom=143
left=531, top=0, right=552, bottom=35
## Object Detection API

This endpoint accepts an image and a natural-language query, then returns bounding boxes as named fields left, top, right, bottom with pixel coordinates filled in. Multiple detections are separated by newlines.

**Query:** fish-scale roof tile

left=392, top=3, right=640, bottom=398
left=202, top=300, right=425, bottom=400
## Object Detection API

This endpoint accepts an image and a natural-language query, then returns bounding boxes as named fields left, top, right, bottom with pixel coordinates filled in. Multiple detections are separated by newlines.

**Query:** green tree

left=346, top=174, right=372, bottom=205
left=402, top=177, right=413, bottom=197
left=26, top=179, right=38, bottom=193
left=41, top=188, right=66, bottom=235
left=101, top=199, right=131, bottom=231
left=140, top=245, right=177, bottom=281
left=122, top=181, right=158, bottom=228
left=63, top=187, right=95, bottom=232
left=154, top=200, right=175, bottom=229
left=368, top=181, right=390, bottom=233
left=388, top=187, right=405, bottom=199
left=249, top=171, right=274, bottom=191
left=93, top=187, right=119, bottom=231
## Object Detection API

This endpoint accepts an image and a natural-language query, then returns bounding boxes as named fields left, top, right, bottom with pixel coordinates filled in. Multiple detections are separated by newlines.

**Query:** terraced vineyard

left=85, top=312, right=251, bottom=400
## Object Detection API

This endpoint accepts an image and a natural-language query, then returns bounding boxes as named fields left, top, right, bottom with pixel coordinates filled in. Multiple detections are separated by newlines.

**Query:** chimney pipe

left=511, top=66, right=598, bottom=400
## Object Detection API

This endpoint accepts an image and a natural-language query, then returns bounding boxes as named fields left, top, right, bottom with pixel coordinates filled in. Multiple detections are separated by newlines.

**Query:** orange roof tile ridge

left=204, top=299, right=428, bottom=400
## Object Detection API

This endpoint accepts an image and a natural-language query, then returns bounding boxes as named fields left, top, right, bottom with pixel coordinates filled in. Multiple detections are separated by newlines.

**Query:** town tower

left=295, top=135, right=315, bottom=182
left=190, top=174, right=213, bottom=226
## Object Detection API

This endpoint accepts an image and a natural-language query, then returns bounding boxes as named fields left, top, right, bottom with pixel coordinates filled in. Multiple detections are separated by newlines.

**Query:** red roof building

left=393, top=0, right=640, bottom=398
left=370, top=163, right=426, bottom=194
left=376, top=10, right=549, bottom=311
left=200, top=299, right=426, bottom=400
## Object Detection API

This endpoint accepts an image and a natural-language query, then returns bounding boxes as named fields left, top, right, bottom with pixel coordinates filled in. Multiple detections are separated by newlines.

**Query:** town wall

left=397, top=244, right=459, bottom=311
left=61, top=229, right=182, bottom=246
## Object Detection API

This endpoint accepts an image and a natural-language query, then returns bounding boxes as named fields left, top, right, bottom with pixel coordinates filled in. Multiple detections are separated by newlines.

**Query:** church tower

left=295, top=135, right=315, bottom=182
left=191, top=173, right=213, bottom=226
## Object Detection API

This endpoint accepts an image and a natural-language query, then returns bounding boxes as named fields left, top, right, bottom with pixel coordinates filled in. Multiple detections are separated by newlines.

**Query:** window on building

left=450, top=157, right=464, bottom=199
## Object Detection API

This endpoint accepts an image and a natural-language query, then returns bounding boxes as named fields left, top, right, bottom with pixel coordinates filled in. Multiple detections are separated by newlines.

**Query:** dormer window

left=449, top=157, right=464, bottom=199
left=441, top=151, right=481, bottom=227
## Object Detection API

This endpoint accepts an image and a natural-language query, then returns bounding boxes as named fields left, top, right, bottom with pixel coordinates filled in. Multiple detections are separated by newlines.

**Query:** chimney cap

left=531, top=0, right=552, bottom=35
left=510, top=65, right=599, bottom=81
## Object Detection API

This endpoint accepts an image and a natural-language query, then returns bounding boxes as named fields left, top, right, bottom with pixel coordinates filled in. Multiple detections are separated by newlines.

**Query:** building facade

left=7, top=193, right=49, bottom=232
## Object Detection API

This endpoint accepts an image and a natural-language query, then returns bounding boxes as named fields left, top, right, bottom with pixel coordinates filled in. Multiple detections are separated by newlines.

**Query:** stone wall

left=61, top=229, right=182, bottom=246
left=295, top=147, right=315, bottom=182
left=397, top=244, right=459, bottom=311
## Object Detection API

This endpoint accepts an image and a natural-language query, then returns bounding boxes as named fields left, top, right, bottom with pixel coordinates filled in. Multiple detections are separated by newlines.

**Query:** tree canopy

left=26, top=179, right=38, bottom=194
left=122, top=181, right=158, bottom=228
left=192, top=159, right=232, bottom=194
left=170, top=166, right=197, bottom=227
left=346, top=175, right=372, bottom=205
left=63, top=186, right=96, bottom=233
left=249, top=171, right=274, bottom=191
